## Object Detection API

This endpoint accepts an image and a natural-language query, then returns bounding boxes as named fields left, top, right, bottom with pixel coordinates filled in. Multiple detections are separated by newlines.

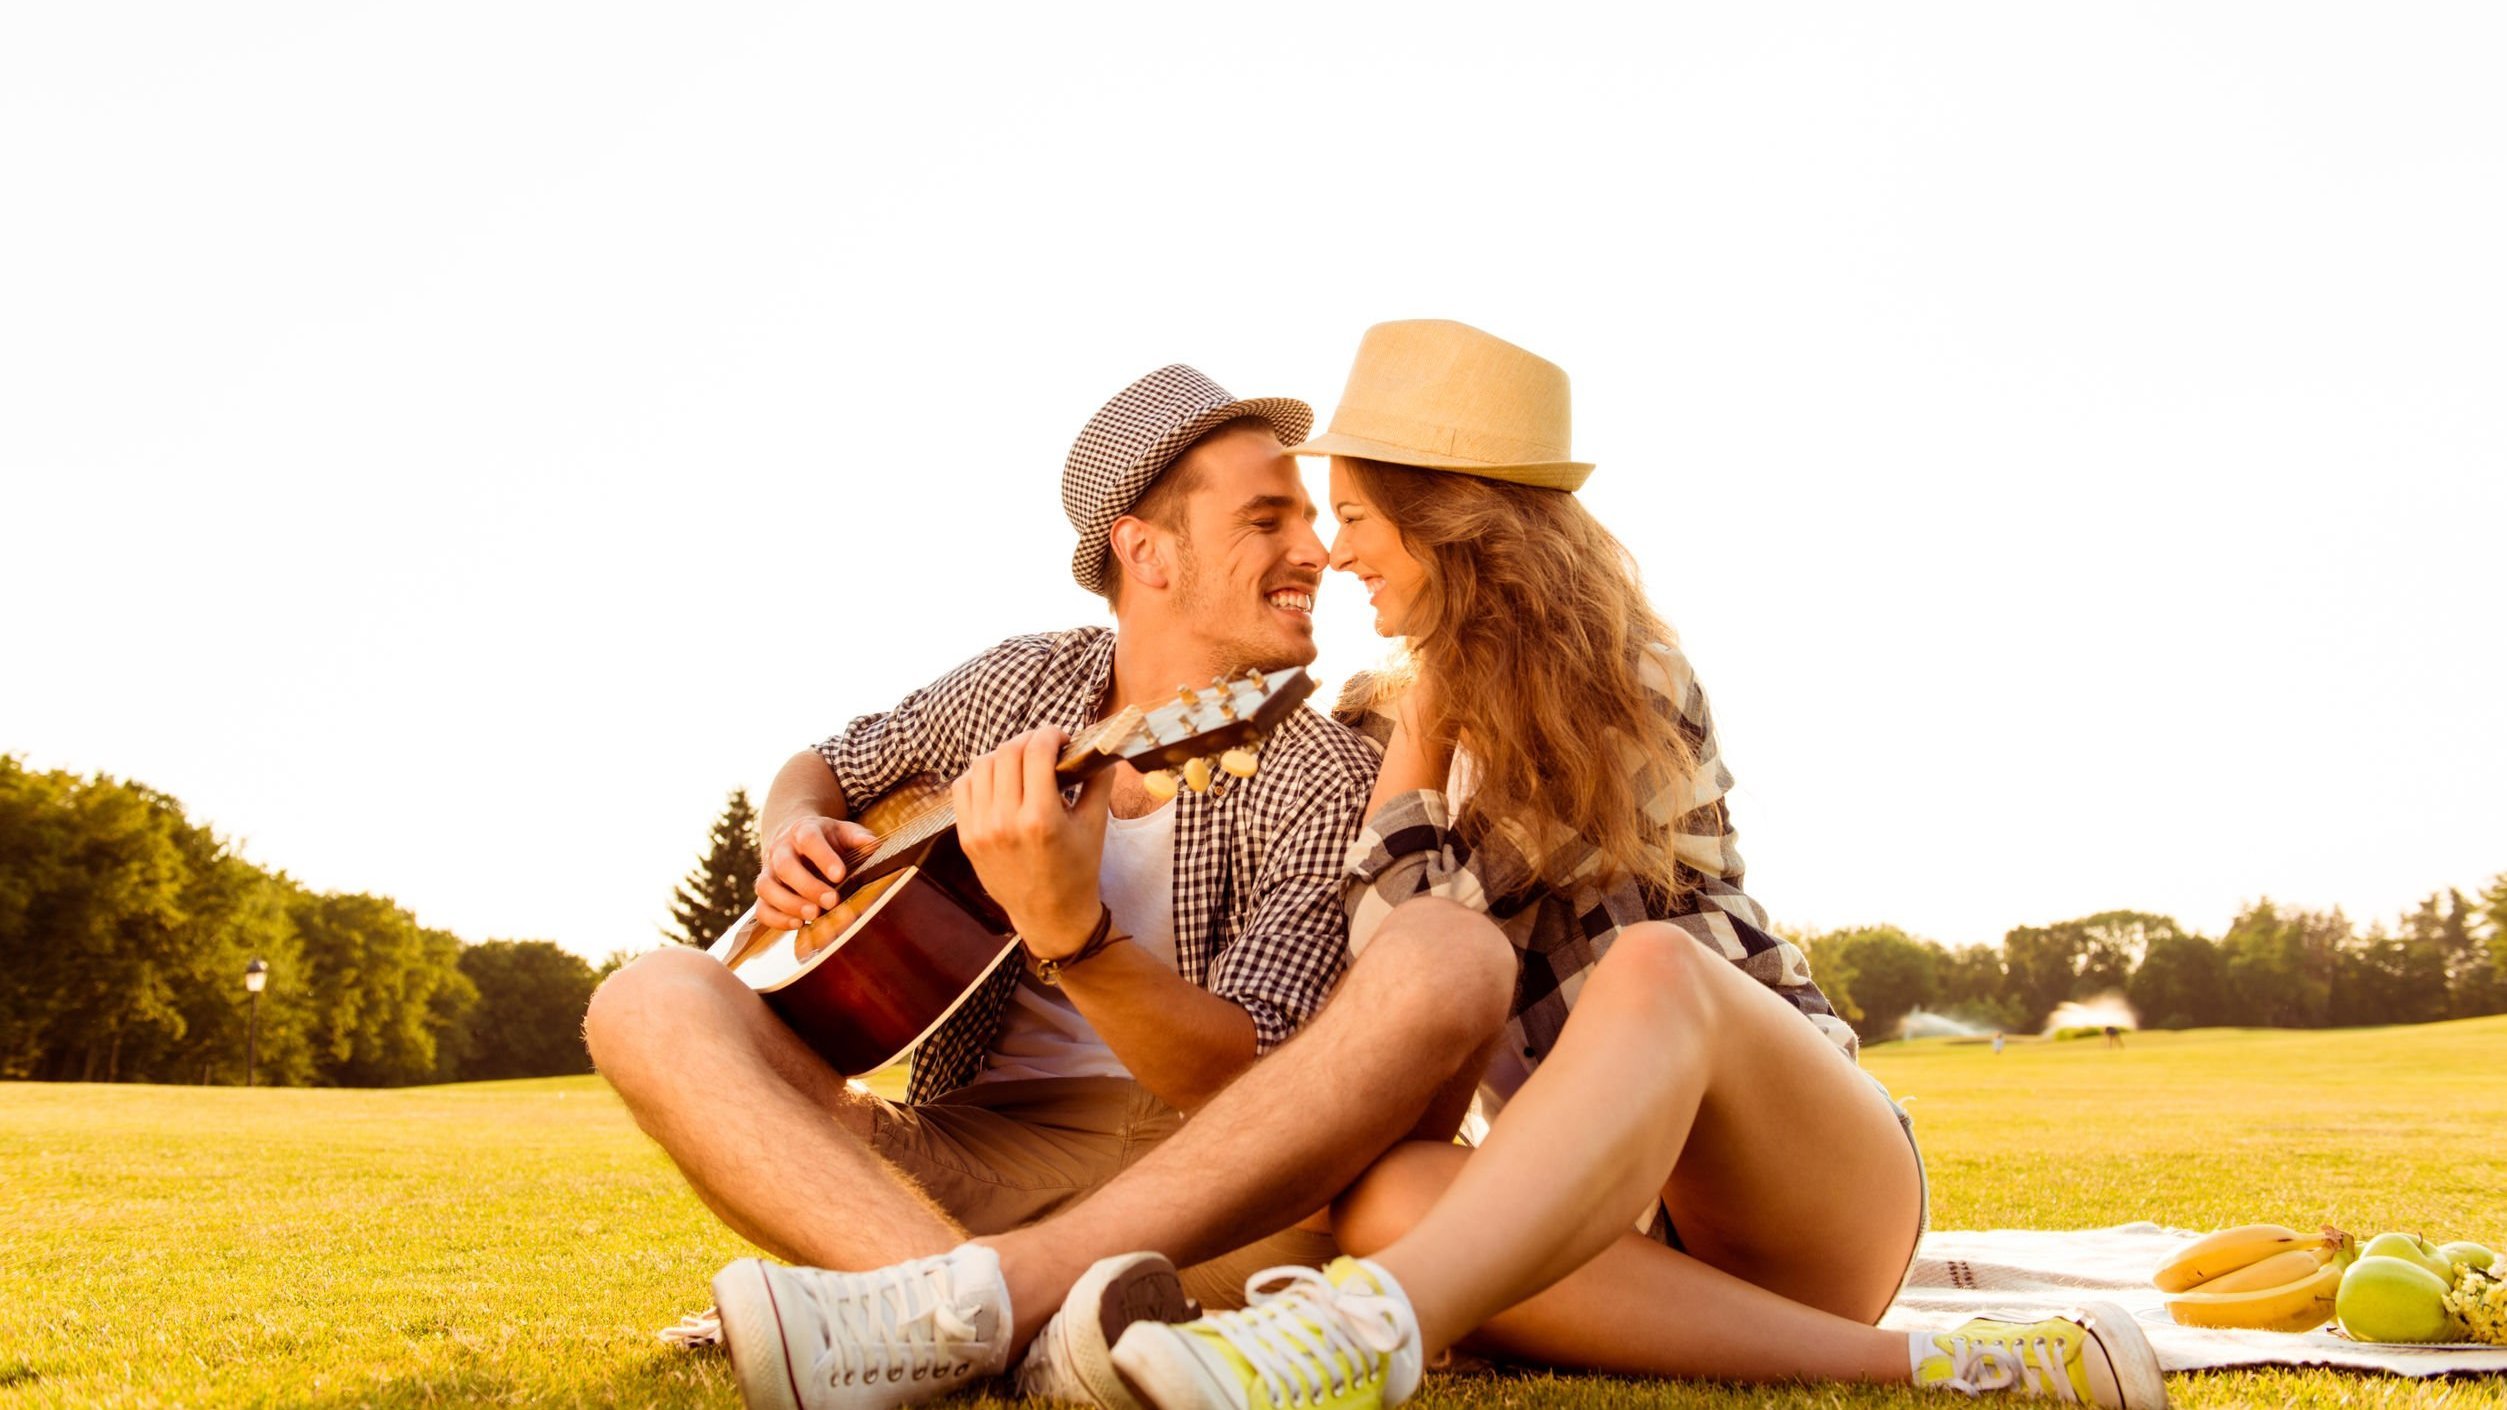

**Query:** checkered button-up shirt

left=818, top=627, right=1378, bottom=1104
left=1338, top=641, right=1858, bottom=1119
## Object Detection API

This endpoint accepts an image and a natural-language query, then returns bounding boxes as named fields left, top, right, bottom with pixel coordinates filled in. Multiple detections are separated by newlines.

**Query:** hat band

left=1328, top=403, right=1569, bottom=467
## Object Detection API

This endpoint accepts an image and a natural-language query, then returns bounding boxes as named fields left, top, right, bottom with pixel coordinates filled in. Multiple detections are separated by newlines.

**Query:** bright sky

left=5, top=5, right=2502, bottom=964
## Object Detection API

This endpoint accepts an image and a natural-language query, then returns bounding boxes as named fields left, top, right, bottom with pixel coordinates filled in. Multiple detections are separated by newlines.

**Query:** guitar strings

left=826, top=682, right=1262, bottom=878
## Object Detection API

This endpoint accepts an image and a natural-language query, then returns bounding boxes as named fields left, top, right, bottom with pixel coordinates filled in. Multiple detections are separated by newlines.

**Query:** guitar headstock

left=1062, top=666, right=1316, bottom=797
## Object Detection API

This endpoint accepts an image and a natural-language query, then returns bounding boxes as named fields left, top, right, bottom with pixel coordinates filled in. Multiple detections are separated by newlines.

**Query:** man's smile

left=1265, top=586, right=1316, bottom=616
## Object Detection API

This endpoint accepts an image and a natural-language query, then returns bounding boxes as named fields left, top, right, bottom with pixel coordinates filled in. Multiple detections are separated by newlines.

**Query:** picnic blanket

left=1882, top=1223, right=2507, bottom=1376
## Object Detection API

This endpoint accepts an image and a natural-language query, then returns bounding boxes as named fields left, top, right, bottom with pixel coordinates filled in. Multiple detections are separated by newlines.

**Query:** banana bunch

left=2154, top=1224, right=2357, bottom=1332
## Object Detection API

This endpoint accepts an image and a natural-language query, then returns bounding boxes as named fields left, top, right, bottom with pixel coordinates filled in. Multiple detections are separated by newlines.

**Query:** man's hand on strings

left=756, top=815, right=879, bottom=930
left=954, top=727, right=1115, bottom=960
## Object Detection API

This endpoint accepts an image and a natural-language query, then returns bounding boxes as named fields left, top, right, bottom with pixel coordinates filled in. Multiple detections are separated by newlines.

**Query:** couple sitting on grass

left=584, top=320, right=2167, bottom=1410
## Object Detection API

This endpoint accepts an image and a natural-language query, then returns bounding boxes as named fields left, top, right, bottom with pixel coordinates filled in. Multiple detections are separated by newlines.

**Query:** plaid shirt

left=818, top=628, right=1377, bottom=1104
left=1338, top=641, right=1858, bottom=1116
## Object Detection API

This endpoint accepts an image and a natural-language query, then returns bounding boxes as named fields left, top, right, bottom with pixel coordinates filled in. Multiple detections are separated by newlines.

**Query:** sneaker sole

left=1063, top=1252, right=1195, bottom=1410
left=2074, top=1301, right=2169, bottom=1410
left=1111, top=1320, right=1246, bottom=1410
left=712, top=1258, right=805, bottom=1410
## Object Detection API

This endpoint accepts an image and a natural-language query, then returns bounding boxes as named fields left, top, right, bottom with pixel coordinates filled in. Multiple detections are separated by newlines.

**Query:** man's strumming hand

left=755, top=814, right=879, bottom=930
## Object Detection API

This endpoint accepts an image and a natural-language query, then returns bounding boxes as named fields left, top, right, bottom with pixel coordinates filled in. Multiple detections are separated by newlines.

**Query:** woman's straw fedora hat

left=1288, top=320, right=1593, bottom=491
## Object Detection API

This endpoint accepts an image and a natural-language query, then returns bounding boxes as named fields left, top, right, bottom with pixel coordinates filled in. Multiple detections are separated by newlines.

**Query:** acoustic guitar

left=705, top=665, right=1317, bottom=1075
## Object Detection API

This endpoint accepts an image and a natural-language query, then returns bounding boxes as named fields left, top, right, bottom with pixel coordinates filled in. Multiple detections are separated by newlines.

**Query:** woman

left=1110, top=322, right=2165, bottom=1409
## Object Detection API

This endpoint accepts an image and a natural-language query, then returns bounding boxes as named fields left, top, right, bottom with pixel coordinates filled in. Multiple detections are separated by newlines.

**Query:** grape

left=2446, top=1264, right=2507, bottom=1346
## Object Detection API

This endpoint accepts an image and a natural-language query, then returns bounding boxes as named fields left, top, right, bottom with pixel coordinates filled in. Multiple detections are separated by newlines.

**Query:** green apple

left=2437, top=1241, right=2498, bottom=1274
left=2336, top=1255, right=2460, bottom=1343
left=2362, top=1232, right=2456, bottom=1283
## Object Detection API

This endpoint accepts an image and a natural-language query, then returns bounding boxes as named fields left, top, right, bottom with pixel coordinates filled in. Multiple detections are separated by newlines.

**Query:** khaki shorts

left=862, top=1075, right=1337, bottom=1311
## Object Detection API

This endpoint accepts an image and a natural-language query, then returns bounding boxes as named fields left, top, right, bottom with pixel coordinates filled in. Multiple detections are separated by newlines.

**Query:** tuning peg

left=1242, top=665, right=1265, bottom=683
left=1175, top=684, right=1199, bottom=708
left=1142, top=769, right=1180, bottom=802
left=1182, top=757, right=1214, bottom=793
left=1220, top=748, right=1258, bottom=778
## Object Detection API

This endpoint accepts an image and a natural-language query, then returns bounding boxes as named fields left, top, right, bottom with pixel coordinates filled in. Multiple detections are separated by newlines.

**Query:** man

left=584, top=364, right=1520, bottom=1409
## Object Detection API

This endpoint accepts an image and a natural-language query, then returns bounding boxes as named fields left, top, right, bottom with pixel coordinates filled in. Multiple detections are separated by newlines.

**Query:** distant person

left=2105, top=1024, right=2124, bottom=1049
left=1993, top=1031, right=2006, bottom=1056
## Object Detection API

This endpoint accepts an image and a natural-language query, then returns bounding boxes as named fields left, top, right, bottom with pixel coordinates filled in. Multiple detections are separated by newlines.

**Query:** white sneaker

left=1112, top=1257, right=1423, bottom=1410
left=712, top=1244, right=1013, bottom=1410
left=1013, top=1251, right=1197, bottom=1409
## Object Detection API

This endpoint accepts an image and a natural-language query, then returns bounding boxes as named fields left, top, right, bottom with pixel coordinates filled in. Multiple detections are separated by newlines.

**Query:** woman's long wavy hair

left=1346, top=457, right=1701, bottom=900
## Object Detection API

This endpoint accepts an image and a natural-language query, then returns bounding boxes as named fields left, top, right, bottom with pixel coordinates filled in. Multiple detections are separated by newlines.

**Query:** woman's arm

left=1367, top=668, right=1453, bottom=816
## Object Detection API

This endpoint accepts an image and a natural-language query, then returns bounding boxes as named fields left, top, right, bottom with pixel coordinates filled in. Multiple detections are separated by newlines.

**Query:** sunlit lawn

left=5, top=1018, right=2505, bottom=1407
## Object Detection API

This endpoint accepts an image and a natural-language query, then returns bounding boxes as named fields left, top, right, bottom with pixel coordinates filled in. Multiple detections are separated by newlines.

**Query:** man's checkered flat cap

left=1063, top=365, right=1312, bottom=595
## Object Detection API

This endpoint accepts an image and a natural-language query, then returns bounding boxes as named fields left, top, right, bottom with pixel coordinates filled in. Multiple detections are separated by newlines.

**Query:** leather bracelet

left=1029, top=904, right=1121, bottom=987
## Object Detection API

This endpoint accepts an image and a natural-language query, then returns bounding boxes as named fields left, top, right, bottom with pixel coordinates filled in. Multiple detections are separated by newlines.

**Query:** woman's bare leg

left=1337, top=1142, right=1906, bottom=1380
left=1335, top=918, right=1922, bottom=1381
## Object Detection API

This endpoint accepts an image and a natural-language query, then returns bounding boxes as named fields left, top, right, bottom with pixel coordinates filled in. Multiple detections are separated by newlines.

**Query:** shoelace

left=796, top=1256, right=984, bottom=1388
left=1199, top=1266, right=1407, bottom=1407
left=1939, top=1332, right=2076, bottom=1403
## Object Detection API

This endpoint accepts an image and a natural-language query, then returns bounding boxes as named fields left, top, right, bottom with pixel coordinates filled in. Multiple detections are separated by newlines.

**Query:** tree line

left=0, top=757, right=757, bottom=1086
left=1798, top=888, right=2507, bottom=1045
left=12, top=754, right=2501, bottom=1080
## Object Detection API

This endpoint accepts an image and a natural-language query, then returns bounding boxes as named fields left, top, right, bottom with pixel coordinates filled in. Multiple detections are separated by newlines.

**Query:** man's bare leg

left=977, top=896, right=1516, bottom=1346
left=583, top=945, right=963, bottom=1269
left=1328, top=920, right=1920, bottom=1380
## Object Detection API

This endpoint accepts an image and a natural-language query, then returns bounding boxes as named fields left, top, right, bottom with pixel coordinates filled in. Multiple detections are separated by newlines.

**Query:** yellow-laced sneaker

left=1110, top=1257, right=1423, bottom=1410
left=1912, top=1302, right=2167, bottom=1408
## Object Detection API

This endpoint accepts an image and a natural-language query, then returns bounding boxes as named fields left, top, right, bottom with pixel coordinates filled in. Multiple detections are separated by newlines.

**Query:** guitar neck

left=832, top=712, right=1143, bottom=883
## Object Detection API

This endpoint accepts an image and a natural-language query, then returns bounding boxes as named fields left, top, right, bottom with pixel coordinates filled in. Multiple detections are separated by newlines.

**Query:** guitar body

left=708, top=776, right=1017, bottom=1076
left=704, top=668, right=1314, bottom=1077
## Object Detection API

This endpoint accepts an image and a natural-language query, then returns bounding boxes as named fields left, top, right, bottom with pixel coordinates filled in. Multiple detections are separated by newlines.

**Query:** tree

left=2072, top=911, right=2181, bottom=997
left=113, top=821, right=309, bottom=1087
left=0, top=763, right=191, bottom=1080
left=1997, top=910, right=2182, bottom=1031
left=2431, top=887, right=2507, bottom=1019
left=1933, top=944, right=2019, bottom=1030
left=2000, top=922, right=2087, bottom=1031
left=1847, top=928, right=1941, bottom=1043
left=290, top=891, right=475, bottom=1086
left=1803, top=925, right=1939, bottom=1043
left=2361, top=894, right=2461, bottom=1026
left=2128, top=931, right=2226, bottom=1029
left=2485, top=873, right=2507, bottom=993
left=666, top=789, right=761, bottom=948
left=2331, top=925, right=2443, bottom=1027
left=450, top=940, right=600, bottom=1080
left=2220, top=899, right=2347, bottom=1028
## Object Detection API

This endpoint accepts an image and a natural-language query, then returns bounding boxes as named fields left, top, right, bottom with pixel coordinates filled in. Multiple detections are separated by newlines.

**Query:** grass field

left=6, top=1018, right=2506, bottom=1408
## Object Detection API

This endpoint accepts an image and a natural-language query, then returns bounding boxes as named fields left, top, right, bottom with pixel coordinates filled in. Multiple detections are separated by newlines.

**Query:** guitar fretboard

left=832, top=707, right=1148, bottom=882
left=843, top=800, right=957, bottom=881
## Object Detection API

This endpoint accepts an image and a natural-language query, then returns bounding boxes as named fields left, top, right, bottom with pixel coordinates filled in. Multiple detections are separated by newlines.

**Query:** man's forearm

left=1056, top=944, right=1258, bottom=1113
left=763, top=749, right=852, bottom=842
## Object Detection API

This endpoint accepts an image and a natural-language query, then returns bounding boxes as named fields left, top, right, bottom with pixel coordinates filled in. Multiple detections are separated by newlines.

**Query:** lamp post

left=243, top=958, right=268, bottom=1087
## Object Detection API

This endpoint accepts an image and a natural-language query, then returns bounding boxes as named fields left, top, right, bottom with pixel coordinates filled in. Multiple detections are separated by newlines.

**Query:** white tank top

left=969, top=798, right=1179, bottom=1085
